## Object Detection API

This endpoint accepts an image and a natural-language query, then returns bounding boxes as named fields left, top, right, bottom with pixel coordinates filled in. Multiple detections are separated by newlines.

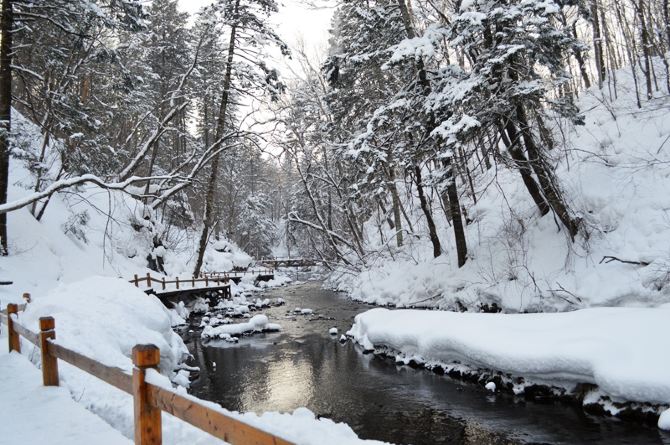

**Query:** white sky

left=177, top=0, right=334, bottom=80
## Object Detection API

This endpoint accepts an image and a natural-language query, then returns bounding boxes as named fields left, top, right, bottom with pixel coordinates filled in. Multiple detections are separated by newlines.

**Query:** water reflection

left=184, top=282, right=670, bottom=445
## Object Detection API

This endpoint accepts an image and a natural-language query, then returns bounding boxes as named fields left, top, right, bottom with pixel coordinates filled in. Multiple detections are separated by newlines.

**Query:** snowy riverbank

left=347, top=307, right=670, bottom=428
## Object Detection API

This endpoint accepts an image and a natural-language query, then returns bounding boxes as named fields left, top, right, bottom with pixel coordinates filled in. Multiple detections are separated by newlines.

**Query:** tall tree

left=0, top=0, right=13, bottom=255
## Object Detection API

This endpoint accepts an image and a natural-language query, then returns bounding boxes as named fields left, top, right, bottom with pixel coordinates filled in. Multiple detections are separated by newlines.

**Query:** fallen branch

left=599, top=256, right=650, bottom=266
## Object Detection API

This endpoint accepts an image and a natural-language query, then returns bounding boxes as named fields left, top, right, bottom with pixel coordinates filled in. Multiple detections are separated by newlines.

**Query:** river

left=180, top=281, right=670, bottom=445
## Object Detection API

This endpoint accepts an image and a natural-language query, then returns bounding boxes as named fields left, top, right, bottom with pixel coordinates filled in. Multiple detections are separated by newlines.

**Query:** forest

left=2, top=0, right=668, bottom=292
left=2, top=0, right=670, bottom=442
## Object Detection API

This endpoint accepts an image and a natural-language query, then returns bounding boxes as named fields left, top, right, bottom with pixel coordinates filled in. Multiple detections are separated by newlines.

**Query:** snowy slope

left=0, top=111, right=254, bottom=305
left=330, top=66, right=670, bottom=312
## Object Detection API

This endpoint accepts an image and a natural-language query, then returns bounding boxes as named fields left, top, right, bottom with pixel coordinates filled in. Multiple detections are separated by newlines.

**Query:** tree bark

left=414, top=164, right=441, bottom=258
left=591, top=0, right=607, bottom=87
left=444, top=159, right=467, bottom=267
left=515, top=104, right=579, bottom=238
left=635, top=0, right=653, bottom=100
left=502, top=121, right=551, bottom=216
left=387, top=165, right=404, bottom=248
left=0, top=0, right=13, bottom=255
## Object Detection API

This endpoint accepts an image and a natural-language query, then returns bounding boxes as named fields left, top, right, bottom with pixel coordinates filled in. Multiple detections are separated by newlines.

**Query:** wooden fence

left=0, top=302, right=293, bottom=445
left=130, top=269, right=274, bottom=292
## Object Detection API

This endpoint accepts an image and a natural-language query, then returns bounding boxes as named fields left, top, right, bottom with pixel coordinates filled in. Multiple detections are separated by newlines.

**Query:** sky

left=177, top=0, right=334, bottom=79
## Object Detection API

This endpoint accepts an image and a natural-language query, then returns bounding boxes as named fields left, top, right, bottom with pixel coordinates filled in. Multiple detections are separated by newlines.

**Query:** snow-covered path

left=0, top=348, right=132, bottom=445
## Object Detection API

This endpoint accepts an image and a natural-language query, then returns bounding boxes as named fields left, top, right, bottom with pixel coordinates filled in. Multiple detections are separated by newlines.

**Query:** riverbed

left=180, top=281, right=670, bottom=445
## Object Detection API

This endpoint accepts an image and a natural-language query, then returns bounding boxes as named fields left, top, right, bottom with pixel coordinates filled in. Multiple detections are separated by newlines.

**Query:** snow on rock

left=348, top=307, right=670, bottom=407
left=485, top=382, right=496, bottom=392
left=19, top=276, right=188, bottom=375
left=201, top=314, right=281, bottom=340
left=659, top=409, right=670, bottom=430
left=329, top=327, right=338, bottom=335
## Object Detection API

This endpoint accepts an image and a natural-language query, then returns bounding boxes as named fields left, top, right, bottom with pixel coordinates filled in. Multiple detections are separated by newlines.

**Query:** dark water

left=182, top=281, right=670, bottom=445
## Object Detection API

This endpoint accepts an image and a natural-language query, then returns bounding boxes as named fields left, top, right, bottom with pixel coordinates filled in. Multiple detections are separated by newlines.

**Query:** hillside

left=330, top=67, right=670, bottom=313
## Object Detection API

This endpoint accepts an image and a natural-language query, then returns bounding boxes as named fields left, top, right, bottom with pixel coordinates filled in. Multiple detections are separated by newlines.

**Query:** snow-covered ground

left=348, top=306, right=670, bottom=428
left=329, top=65, right=670, bottom=313
left=0, top=349, right=132, bottom=445
left=0, top=278, right=389, bottom=444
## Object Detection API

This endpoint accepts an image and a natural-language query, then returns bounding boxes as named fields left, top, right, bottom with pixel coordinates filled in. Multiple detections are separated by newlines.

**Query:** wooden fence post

left=7, top=304, right=19, bottom=353
left=146, top=273, right=152, bottom=287
left=132, top=344, right=162, bottom=445
left=191, top=277, right=195, bottom=288
left=205, top=276, right=208, bottom=287
left=162, top=278, right=166, bottom=291
left=39, top=317, right=59, bottom=386
left=175, top=277, right=179, bottom=290
left=134, top=274, right=139, bottom=287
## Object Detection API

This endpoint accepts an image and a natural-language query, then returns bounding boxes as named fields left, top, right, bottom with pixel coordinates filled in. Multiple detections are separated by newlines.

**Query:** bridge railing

left=129, top=273, right=232, bottom=291
left=130, top=269, right=274, bottom=292
left=0, top=302, right=294, bottom=445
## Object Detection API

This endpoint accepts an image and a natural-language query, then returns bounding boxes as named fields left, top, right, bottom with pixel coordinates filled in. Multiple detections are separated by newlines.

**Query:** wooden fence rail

left=1, top=302, right=294, bottom=445
left=129, top=269, right=274, bottom=292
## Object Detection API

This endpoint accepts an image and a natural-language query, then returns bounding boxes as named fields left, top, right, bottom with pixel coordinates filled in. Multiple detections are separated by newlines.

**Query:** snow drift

left=348, top=307, right=670, bottom=413
left=18, top=276, right=188, bottom=374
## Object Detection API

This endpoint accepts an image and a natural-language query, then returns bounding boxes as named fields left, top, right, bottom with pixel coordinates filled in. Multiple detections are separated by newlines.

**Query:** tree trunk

left=570, top=22, right=591, bottom=89
left=193, top=0, right=239, bottom=277
left=515, top=104, right=579, bottom=238
left=591, top=0, right=607, bottom=87
left=414, top=164, right=441, bottom=258
left=387, top=166, right=404, bottom=248
left=502, top=121, right=551, bottom=216
left=0, top=0, right=13, bottom=255
left=636, top=0, right=653, bottom=100
left=444, top=159, right=467, bottom=267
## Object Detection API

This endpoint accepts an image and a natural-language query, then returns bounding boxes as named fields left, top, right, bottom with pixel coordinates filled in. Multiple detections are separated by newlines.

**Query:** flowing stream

left=180, top=281, right=670, bottom=445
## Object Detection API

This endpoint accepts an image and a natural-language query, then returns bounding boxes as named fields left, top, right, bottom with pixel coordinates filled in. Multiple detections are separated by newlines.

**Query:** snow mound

left=659, top=409, right=670, bottom=430
left=19, top=276, right=188, bottom=374
left=348, top=307, right=670, bottom=407
left=201, top=314, right=281, bottom=339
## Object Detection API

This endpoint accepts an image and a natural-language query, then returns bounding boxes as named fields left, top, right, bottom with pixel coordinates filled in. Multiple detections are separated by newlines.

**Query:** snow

left=0, top=351, right=132, bottom=445
left=0, top=113, right=264, bottom=307
left=348, top=307, right=670, bottom=408
left=18, top=276, right=188, bottom=375
left=329, top=327, right=338, bottom=335
left=0, top=279, right=388, bottom=445
left=485, top=382, right=496, bottom=392
left=659, top=409, right=670, bottom=430
left=329, top=64, right=670, bottom=313
left=201, top=314, right=281, bottom=340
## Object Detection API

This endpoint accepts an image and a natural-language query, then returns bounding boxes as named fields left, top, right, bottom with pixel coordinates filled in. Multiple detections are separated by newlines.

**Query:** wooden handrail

left=130, top=270, right=274, bottom=289
left=148, top=382, right=293, bottom=445
left=11, top=315, right=39, bottom=346
left=49, top=342, right=133, bottom=394
left=1, top=302, right=294, bottom=445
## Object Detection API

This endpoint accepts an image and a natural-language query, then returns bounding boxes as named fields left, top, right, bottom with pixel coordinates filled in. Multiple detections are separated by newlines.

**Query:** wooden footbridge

left=257, top=257, right=321, bottom=268
left=130, top=268, right=274, bottom=301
